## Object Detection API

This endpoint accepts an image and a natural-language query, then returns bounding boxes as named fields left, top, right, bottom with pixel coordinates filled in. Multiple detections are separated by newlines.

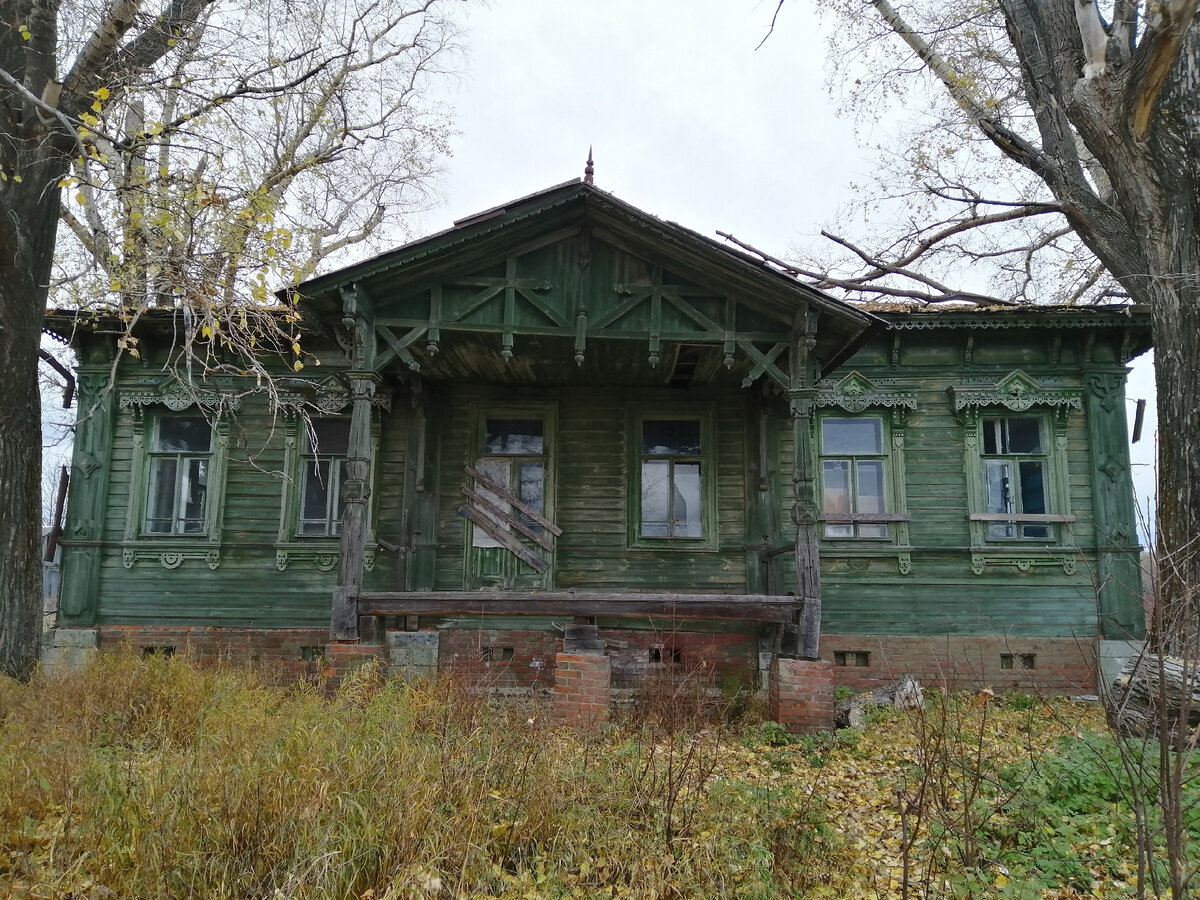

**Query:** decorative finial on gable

left=584, top=146, right=594, bottom=184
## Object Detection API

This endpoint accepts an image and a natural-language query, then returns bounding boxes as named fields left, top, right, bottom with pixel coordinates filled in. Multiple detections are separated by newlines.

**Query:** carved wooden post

left=331, top=302, right=378, bottom=642
left=1086, top=371, right=1144, bottom=638
left=789, top=312, right=822, bottom=660
left=57, top=336, right=116, bottom=625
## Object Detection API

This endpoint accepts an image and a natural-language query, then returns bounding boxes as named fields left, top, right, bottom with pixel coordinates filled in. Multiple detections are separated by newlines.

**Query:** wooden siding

left=67, top=376, right=410, bottom=628
left=430, top=383, right=748, bottom=594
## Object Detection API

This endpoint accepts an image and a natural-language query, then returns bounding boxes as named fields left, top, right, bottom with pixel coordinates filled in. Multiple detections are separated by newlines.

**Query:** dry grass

left=0, top=651, right=834, bottom=899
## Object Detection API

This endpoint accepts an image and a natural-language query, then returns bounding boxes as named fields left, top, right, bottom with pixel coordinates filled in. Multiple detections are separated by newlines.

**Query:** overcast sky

left=427, top=0, right=1157, bottom=529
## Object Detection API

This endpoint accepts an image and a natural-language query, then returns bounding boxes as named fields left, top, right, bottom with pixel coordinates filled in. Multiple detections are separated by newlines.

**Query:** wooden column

left=1085, top=371, right=1144, bottom=638
left=331, top=310, right=379, bottom=642
left=789, top=312, right=822, bottom=660
left=57, top=339, right=117, bottom=625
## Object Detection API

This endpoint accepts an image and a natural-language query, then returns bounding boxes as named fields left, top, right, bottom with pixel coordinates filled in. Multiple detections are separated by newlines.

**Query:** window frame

left=296, top=418, right=352, bottom=538
left=275, top=411, right=380, bottom=571
left=122, top=405, right=230, bottom=570
left=817, top=413, right=911, bottom=542
left=143, top=415, right=214, bottom=536
left=464, top=402, right=558, bottom=589
left=627, top=405, right=717, bottom=551
left=965, top=410, right=1075, bottom=545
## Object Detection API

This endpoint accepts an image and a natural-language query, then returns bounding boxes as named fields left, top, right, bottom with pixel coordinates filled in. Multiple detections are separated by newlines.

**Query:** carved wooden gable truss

left=295, top=181, right=872, bottom=389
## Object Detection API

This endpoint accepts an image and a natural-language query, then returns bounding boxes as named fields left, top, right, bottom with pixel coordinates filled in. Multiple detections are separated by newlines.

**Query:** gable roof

left=289, top=179, right=878, bottom=372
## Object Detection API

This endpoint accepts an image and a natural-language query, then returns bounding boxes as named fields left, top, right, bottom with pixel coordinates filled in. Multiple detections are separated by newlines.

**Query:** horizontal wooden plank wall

left=431, top=383, right=749, bottom=594
left=82, top=381, right=411, bottom=628
left=776, top=328, right=1123, bottom=639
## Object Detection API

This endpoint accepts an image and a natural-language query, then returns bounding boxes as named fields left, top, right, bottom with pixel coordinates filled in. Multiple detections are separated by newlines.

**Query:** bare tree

left=748, top=0, right=1200, bottom=632
left=0, top=0, right=467, bottom=679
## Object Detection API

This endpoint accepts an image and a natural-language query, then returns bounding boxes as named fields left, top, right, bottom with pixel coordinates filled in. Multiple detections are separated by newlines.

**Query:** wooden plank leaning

left=457, top=505, right=550, bottom=573
left=464, top=465, right=563, bottom=536
left=462, top=485, right=554, bottom=551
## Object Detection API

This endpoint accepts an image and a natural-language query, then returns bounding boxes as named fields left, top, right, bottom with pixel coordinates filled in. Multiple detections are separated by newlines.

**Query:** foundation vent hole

left=480, top=646, right=514, bottom=663
left=649, top=646, right=682, bottom=665
left=1000, top=653, right=1036, bottom=670
left=834, top=650, right=870, bottom=667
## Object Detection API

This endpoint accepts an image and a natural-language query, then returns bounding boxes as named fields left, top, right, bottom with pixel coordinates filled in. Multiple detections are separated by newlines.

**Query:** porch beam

left=358, top=591, right=804, bottom=623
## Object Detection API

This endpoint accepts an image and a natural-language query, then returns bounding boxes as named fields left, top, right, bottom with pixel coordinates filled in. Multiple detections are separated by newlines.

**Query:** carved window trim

left=951, top=371, right=1082, bottom=572
left=812, top=372, right=915, bottom=574
left=121, top=402, right=230, bottom=571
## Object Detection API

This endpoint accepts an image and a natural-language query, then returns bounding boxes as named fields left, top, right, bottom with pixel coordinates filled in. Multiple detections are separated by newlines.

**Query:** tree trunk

left=1, top=7, right=70, bottom=676
left=0, top=166, right=63, bottom=679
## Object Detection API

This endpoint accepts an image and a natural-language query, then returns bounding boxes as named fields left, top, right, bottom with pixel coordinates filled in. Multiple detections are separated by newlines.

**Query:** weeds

left=0, top=650, right=830, bottom=899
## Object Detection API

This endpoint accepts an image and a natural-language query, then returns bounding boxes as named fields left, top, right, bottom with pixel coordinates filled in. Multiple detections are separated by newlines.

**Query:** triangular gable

left=290, top=181, right=876, bottom=376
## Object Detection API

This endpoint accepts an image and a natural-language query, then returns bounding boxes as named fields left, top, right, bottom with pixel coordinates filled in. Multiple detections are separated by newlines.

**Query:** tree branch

left=1126, top=0, right=1200, bottom=141
left=871, top=0, right=1056, bottom=180
left=62, top=0, right=142, bottom=103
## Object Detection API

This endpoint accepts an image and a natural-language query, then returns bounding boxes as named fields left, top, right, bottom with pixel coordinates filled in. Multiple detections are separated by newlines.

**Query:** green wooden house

left=44, top=180, right=1150, bottom=720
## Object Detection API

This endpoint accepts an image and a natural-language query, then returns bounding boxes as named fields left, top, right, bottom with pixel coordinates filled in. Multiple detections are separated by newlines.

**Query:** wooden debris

left=835, top=675, right=925, bottom=729
left=1106, top=654, right=1200, bottom=739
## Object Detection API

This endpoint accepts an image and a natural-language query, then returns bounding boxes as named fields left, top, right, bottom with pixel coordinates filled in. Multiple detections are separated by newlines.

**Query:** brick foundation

left=94, top=625, right=330, bottom=683
left=322, top=641, right=388, bottom=692
left=553, top=652, right=611, bottom=727
left=769, top=657, right=834, bottom=734
left=437, top=628, right=558, bottom=690
left=73, top=625, right=1101, bottom=702
left=821, top=634, right=1098, bottom=694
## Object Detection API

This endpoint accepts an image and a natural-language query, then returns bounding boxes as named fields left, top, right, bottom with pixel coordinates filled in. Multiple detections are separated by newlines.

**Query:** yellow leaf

left=12, top=174, right=21, bottom=183
left=94, top=87, right=110, bottom=100
left=292, top=360, right=304, bottom=372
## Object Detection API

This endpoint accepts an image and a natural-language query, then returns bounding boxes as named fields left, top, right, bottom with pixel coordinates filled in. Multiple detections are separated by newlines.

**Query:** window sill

left=122, top=540, right=221, bottom=570
left=274, top=540, right=377, bottom=572
left=969, top=513, right=1076, bottom=523
left=628, top=536, right=719, bottom=553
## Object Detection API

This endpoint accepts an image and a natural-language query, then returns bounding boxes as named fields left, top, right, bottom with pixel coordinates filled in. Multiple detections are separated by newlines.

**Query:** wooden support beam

left=331, top=319, right=378, bottom=642
left=739, top=340, right=790, bottom=390
left=358, top=591, right=804, bottom=623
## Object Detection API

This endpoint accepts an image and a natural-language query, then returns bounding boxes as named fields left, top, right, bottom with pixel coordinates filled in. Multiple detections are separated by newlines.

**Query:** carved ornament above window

left=950, top=370, right=1081, bottom=417
left=815, top=371, right=918, bottom=419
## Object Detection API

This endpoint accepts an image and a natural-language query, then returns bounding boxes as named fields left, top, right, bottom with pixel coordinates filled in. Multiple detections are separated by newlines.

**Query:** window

left=298, top=419, right=350, bottom=537
left=980, top=416, right=1050, bottom=539
left=274, top=410, right=379, bottom=572
left=145, top=416, right=212, bottom=535
left=820, top=416, right=889, bottom=539
left=478, top=418, right=546, bottom=535
left=639, top=418, right=703, bottom=539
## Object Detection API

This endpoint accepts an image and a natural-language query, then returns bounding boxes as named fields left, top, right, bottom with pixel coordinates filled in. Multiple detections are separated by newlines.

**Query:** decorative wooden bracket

left=738, top=341, right=790, bottom=390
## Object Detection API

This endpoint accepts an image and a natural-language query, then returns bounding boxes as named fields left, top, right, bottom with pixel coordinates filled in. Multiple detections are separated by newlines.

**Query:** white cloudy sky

left=428, top=0, right=1157, bottom=528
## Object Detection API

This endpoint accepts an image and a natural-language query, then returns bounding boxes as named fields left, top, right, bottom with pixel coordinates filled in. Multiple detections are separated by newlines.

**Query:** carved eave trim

left=815, top=371, right=918, bottom=415
left=277, top=374, right=393, bottom=415
left=950, top=370, right=1082, bottom=418
left=119, top=376, right=243, bottom=412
